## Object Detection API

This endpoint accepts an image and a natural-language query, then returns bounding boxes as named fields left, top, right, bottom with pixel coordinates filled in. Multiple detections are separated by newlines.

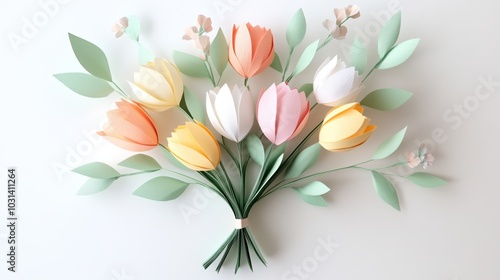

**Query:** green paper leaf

left=299, top=83, right=314, bottom=98
left=350, top=36, right=367, bottom=74
left=361, top=88, right=413, bottom=111
left=293, top=189, right=328, bottom=207
left=72, top=162, right=120, bottom=179
left=245, top=134, right=265, bottom=166
left=378, top=11, right=401, bottom=58
left=138, top=42, right=155, bottom=65
left=126, top=16, right=140, bottom=41
left=261, top=154, right=284, bottom=187
left=269, top=143, right=286, bottom=164
left=54, top=73, right=114, bottom=98
left=292, top=40, right=319, bottom=76
left=184, top=86, right=205, bottom=123
left=270, top=52, right=283, bottom=73
left=371, top=171, right=400, bottom=210
left=372, top=127, right=407, bottom=160
left=210, top=28, right=229, bottom=76
left=294, top=181, right=330, bottom=196
left=77, top=178, right=116, bottom=195
left=286, top=9, right=306, bottom=50
left=285, top=143, right=321, bottom=179
left=377, top=38, right=420, bottom=70
left=68, top=33, right=112, bottom=81
left=160, top=147, right=190, bottom=170
left=407, top=172, right=447, bottom=188
left=118, top=154, right=161, bottom=171
left=172, top=50, right=210, bottom=78
left=133, top=176, right=189, bottom=201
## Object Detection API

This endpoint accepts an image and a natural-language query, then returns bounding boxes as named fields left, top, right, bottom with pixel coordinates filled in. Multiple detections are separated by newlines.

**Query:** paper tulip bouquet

left=55, top=6, right=447, bottom=273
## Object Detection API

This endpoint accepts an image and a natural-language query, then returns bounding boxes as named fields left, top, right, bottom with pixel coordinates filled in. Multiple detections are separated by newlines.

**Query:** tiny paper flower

left=313, top=56, right=363, bottom=107
left=112, top=17, right=128, bottom=38
left=256, top=82, right=309, bottom=145
left=98, top=99, right=158, bottom=151
left=128, top=58, right=184, bottom=112
left=406, top=144, right=435, bottom=169
left=319, top=103, right=376, bottom=152
left=346, top=5, right=361, bottom=19
left=182, top=26, right=198, bottom=41
left=167, top=121, right=221, bottom=171
left=334, top=8, right=347, bottom=25
left=322, top=19, right=348, bottom=40
left=229, top=23, right=275, bottom=78
left=197, top=15, right=213, bottom=33
left=206, top=84, right=254, bottom=142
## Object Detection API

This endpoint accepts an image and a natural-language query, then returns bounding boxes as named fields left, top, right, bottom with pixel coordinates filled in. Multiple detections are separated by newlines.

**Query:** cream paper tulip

left=313, top=56, right=363, bottom=107
left=206, top=84, right=254, bottom=142
left=128, top=58, right=184, bottom=111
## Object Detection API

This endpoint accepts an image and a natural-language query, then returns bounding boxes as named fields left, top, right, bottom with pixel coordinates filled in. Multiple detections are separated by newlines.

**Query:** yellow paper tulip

left=319, top=103, right=376, bottom=152
left=167, top=121, right=221, bottom=171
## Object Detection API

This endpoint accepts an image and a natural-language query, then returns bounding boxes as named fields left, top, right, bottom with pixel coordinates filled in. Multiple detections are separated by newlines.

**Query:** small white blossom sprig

left=321, top=5, right=360, bottom=42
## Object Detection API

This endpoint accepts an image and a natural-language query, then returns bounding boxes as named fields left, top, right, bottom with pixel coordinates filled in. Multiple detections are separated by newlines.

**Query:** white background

left=1, top=0, right=500, bottom=279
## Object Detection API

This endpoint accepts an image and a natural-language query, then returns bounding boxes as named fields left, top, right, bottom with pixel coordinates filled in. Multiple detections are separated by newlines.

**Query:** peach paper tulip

left=319, top=103, right=376, bottom=152
left=98, top=99, right=158, bottom=151
left=128, top=58, right=184, bottom=112
left=257, top=82, right=309, bottom=145
left=167, top=122, right=221, bottom=171
left=229, top=23, right=274, bottom=78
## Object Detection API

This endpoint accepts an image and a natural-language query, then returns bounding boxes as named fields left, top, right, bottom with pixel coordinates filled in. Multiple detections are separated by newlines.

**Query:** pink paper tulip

left=256, top=82, right=309, bottom=145
left=229, top=23, right=275, bottom=78
left=98, top=99, right=158, bottom=151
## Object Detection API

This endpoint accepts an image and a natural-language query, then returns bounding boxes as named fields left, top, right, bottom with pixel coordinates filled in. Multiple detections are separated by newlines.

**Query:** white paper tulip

left=206, top=84, right=254, bottom=142
left=313, top=56, right=363, bottom=107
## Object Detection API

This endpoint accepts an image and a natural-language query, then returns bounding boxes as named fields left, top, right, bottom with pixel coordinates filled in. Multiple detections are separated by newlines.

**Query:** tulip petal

left=275, top=89, right=301, bottom=145
left=128, top=82, right=173, bottom=111
left=186, top=122, right=220, bottom=167
left=214, top=85, right=239, bottom=141
left=106, top=110, right=156, bottom=145
left=249, top=28, right=273, bottom=76
left=155, top=58, right=184, bottom=105
left=99, top=134, right=156, bottom=151
left=257, top=85, right=278, bottom=144
left=168, top=141, right=215, bottom=170
left=234, top=24, right=253, bottom=77
left=320, top=124, right=375, bottom=151
left=115, top=100, right=158, bottom=141
left=314, top=56, right=337, bottom=92
left=206, top=90, right=233, bottom=140
left=236, top=86, right=254, bottom=141
left=323, top=102, right=358, bottom=122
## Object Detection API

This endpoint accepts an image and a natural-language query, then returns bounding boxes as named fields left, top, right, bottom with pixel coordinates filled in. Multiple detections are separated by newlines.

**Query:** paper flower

left=406, top=144, right=434, bottom=169
left=97, top=99, right=158, bottom=151
left=112, top=17, right=128, bottom=38
left=319, top=103, right=376, bottom=152
left=183, top=15, right=212, bottom=55
left=313, top=56, right=363, bottom=107
left=346, top=5, right=361, bottom=18
left=206, top=84, right=254, bottom=142
left=322, top=19, right=347, bottom=40
left=229, top=23, right=275, bottom=78
left=334, top=8, right=347, bottom=25
left=128, top=58, right=184, bottom=112
left=167, top=122, right=221, bottom=171
left=257, top=82, right=309, bottom=145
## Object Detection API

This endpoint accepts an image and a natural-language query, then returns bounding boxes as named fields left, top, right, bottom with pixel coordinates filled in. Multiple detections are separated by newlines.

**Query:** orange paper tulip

left=229, top=23, right=275, bottom=78
left=98, top=99, right=159, bottom=151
